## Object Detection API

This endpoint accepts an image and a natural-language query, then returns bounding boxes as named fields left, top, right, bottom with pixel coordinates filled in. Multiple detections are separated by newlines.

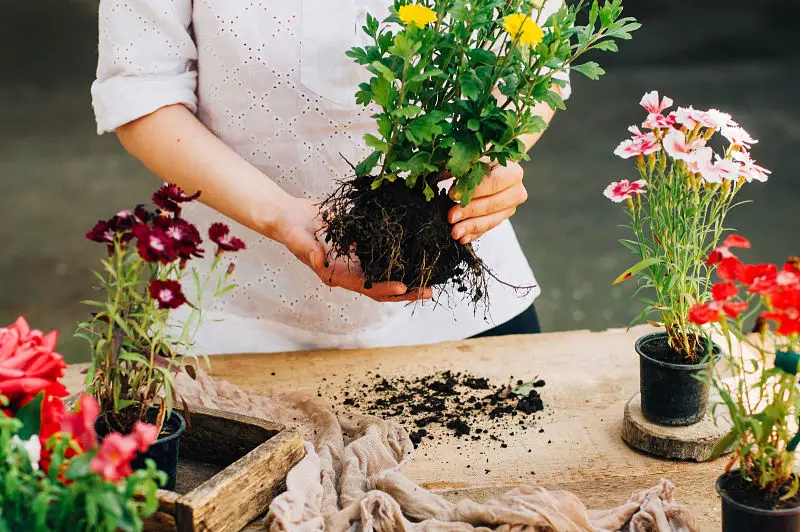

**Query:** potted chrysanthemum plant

left=321, top=0, right=639, bottom=306
left=689, top=238, right=800, bottom=531
left=78, top=184, right=244, bottom=489
left=606, top=91, right=771, bottom=426
left=1, top=317, right=163, bottom=532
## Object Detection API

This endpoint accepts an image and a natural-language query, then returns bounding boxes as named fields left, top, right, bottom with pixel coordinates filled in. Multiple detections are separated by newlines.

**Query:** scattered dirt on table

left=321, top=370, right=546, bottom=448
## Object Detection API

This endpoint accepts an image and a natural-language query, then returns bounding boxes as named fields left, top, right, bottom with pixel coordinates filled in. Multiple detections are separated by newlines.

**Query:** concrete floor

left=1, top=1, right=799, bottom=363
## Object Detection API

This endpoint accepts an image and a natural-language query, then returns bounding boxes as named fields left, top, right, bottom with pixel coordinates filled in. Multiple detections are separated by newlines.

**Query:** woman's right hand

left=274, top=198, right=432, bottom=303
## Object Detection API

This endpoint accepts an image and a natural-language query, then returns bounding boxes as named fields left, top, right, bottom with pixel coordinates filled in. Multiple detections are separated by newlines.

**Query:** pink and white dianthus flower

left=731, top=150, right=771, bottom=183
left=603, top=179, right=647, bottom=203
left=685, top=147, right=722, bottom=184
left=642, top=112, right=676, bottom=130
left=721, top=125, right=758, bottom=149
left=614, top=126, right=660, bottom=159
left=662, top=128, right=705, bottom=161
left=639, top=91, right=673, bottom=114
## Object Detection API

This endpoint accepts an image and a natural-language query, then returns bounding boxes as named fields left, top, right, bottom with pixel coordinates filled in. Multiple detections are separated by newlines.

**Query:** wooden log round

left=621, top=393, right=733, bottom=462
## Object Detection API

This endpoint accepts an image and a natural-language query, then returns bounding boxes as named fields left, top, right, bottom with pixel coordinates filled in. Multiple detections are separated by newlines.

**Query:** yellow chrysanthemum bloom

left=398, top=4, right=438, bottom=27
left=502, top=13, right=544, bottom=47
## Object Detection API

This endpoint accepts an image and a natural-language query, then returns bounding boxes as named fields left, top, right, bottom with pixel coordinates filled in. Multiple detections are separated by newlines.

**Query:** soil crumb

left=322, top=370, right=546, bottom=448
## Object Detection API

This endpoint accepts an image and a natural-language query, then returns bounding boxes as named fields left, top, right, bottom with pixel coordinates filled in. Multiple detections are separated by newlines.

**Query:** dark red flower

left=208, top=223, right=246, bottom=254
left=148, top=280, right=188, bottom=309
left=152, top=184, right=200, bottom=215
left=86, top=220, right=115, bottom=244
left=133, top=204, right=152, bottom=224
left=133, top=224, right=178, bottom=264
left=154, top=217, right=204, bottom=260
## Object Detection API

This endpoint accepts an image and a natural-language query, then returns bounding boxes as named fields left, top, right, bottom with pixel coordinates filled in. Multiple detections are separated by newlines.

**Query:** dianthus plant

left=691, top=239, right=800, bottom=498
left=78, top=185, right=245, bottom=432
left=350, top=0, right=640, bottom=205
left=606, top=92, right=770, bottom=360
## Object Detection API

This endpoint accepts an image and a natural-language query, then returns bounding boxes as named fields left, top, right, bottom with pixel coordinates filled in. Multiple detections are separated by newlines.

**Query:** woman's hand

left=447, top=161, right=528, bottom=244
left=275, top=198, right=433, bottom=303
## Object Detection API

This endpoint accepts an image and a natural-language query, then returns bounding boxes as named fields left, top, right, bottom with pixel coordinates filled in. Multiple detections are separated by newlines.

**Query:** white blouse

left=92, top=0, right=567, bottom=354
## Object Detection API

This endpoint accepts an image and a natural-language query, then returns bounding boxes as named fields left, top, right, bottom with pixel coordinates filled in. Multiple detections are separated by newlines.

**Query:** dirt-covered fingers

left=451, top=207, right=517, bottom=244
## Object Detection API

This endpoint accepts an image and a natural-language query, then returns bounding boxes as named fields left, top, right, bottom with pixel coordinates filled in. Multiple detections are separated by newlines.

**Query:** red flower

left=707, top=235, right=751, bottom=267
left=133, top=224, right=178, bottom=264
left=132, top=421, right=159, bottom=453
left=154, top=217, right=204, bottom=260
left=62, top=394, right=100, bottom=452
left=208, top=223, right=246, bottom=254
left=90, top=432, right=138, bottom=483
left=0, top=317, right=68, bottom=409
left=148, top=280, right=188, bottom=309
left=39, top=394, right=67, bottom=474
left=688, top=281, right=748, bottom=325
left=717, top=257, right=745, bottom=282
left=152, top=184, right=200, bottom=215
left=722, top=235, right=751, bottom=249
left=86, top=220, right=115, bottom=244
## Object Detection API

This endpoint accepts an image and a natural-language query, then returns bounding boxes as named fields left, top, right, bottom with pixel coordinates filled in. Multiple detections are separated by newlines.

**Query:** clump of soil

left=320, top=174, right=529, bottom=307
left=719, top=472, right=800, bottom=510
left=640, top=333, right=718, bottom=365
left=323, top=370, right=546, bottom=448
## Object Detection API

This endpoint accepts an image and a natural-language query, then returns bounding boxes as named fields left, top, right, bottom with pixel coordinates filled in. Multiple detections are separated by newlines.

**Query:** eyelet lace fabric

left=92, top=0, right=565, bottom=354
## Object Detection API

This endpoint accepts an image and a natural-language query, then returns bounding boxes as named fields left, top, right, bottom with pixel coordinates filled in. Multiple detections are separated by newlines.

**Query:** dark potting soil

left=321, top=174, right=521, bottom=307
left=719, top=472, right=800, bottom=511
left=323, top=370, right=546, bottom=449
left=639, top=334, right=713, bottom=365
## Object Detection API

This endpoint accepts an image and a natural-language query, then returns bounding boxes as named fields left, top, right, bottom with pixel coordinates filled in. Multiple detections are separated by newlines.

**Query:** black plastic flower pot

left=96, top=408, right=186, bottom=491
left=636, top=331, right=716, bottom=426
left=717, top=472, right=800, bottom=532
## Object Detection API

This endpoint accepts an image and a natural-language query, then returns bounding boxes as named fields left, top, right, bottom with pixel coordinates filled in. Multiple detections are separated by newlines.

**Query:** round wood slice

left=622, top=393, right=732, bottom=462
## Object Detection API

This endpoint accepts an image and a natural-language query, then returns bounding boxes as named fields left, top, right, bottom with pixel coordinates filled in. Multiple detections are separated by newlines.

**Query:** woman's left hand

left=447, top=161, right=528, bottom=244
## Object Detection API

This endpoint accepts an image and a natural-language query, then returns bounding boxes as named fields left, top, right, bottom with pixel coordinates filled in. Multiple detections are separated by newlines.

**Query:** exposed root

left=319, top=173, right=535, bottom=314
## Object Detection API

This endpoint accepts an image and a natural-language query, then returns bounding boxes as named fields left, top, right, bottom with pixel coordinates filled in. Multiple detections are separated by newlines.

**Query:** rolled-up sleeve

left=91, top=0, right=198, bottom=134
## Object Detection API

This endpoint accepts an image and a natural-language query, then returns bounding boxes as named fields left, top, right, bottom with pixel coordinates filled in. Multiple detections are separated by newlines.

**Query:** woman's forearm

left=115, top=104, right=292, bottom=239
left=520, top=100, right=557, bottom=153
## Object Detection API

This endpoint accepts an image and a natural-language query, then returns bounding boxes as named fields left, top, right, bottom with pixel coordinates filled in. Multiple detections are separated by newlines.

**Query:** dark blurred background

left=1, top=0, right=799, bottom=363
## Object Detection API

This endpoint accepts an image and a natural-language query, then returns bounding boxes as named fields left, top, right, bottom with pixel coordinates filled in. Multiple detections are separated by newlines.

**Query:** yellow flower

left=398, top=4, right=438, bottom=27
left=502, top=13, right=544, bottom=47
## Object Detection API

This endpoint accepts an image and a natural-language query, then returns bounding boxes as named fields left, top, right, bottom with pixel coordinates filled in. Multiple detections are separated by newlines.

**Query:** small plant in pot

left=78, top=184, right=245, bottom=490
left=690, top=239, right=800, bottom=531
left=321, top=0, right=639, bottom=307
left=606, top=92, right=770, bottom=426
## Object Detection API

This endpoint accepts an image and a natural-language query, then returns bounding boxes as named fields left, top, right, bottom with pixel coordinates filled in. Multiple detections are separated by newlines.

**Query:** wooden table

left=66, top=325, right=723, bottom=530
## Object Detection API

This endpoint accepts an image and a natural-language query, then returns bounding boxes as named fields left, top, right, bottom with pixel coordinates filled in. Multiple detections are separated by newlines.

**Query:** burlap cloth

left=175, top=371, right=697, bottom=532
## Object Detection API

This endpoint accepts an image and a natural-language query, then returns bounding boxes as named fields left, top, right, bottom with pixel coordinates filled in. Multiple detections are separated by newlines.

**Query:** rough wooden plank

left=176, top=405, right=282, bottom=465
left=175, top=429, right=305, bottom=532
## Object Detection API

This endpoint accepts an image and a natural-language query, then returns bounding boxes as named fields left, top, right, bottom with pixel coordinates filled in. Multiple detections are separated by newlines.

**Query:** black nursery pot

left=96, top=408, right=186, bottom=491
left=636, top=331, right=717, bottom=426
left=717, top=473, right=800, bottom=532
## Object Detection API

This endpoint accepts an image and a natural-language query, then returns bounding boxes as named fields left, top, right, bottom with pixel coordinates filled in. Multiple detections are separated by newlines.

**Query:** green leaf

left=370, top=60, right=396, bottom=83
left=356, top=151, right=382, bottom=176
left=392, top=105, right=423, bottom=119
left=388, top=32, right=421, bottom=60
left=612, top=257, right=661, bottom=285
left=446, top=140, right=480, bottom=178
left=364, top=133, right=389, bottom=153
left=460, top=71, right=483, bottom=101
left=572, top=61, right=606, bottom=80
left=467, top=119, right=481, bottom=131
left=592, top=40, right=619, bottom=52
left=707, top=431, right=737, bottom=461
left=15, top=392, right=43, bottom=439
left=513, top=379, right=540, bottom=397
left=406, top=111, right=446, bottom=144
left=467, top=48, right=496, bottom=66
left=541, top=90, right=566, bottom=111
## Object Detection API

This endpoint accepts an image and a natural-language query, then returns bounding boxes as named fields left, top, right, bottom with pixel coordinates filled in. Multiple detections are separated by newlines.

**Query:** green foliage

left=0, top=399, right=162, bottom=532
left=77, top=237, right=230, bottom=431
left=707, top=302, right=800, bottom=497
left=349, top=0, right=638, bottom=205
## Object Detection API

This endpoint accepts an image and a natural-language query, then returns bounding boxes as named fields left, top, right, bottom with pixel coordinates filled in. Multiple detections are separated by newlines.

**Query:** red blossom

left=132, top=421, right=159, bottom=453
left=154, top=217, right=204, bottom=261
left=133, top=224, right=178, bottom=264
left=152, top=184, right=200, bottom=215
left=208, top=223, right=246, bottom=254
left=689, top=302, right=721, bottom=325
left=717, top=256, right=745, bottom=282
left=90, top=433, right=138, bottom=483
left=712, top=282, right=738, bottom=302
left=722, top=235, right=751, bottom=249
left=0, top=317, right=68, bottom=409
left=62, top=394, right=100, bottom=453
left=86, top=220, right=115, bottom=244
left=38, top=394, right=67, bottom=474
left=148, top=280, right=187, bottom=309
